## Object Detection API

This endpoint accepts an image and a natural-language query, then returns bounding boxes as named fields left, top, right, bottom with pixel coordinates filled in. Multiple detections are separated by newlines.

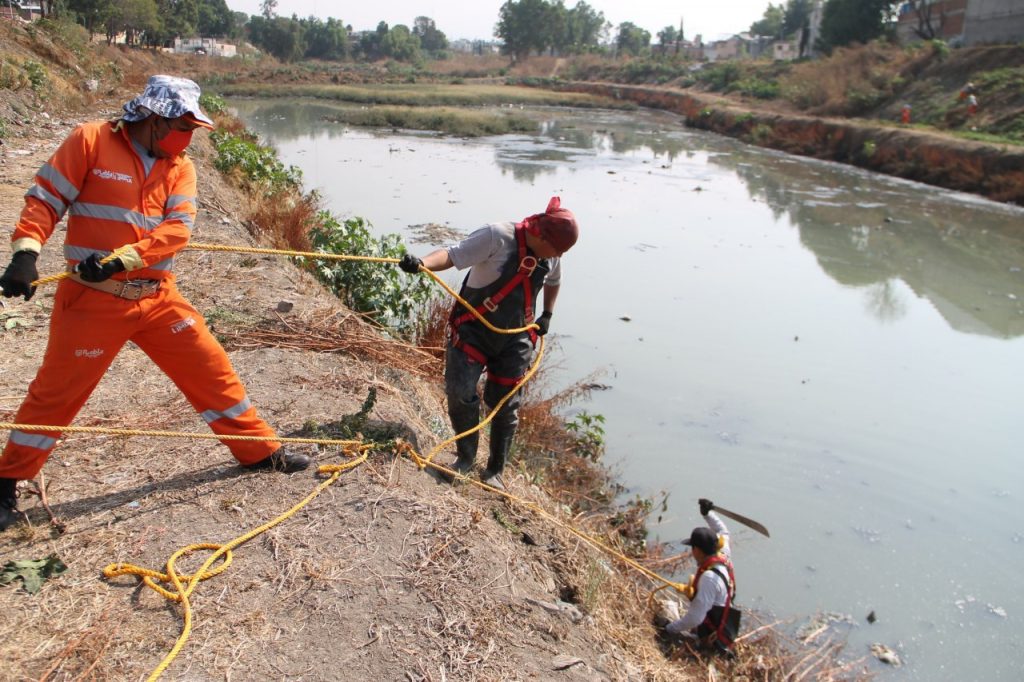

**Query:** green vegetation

left=215, top=83, right=625, bottom=109
left=566, top=412, right=606, bottom=463
left=209, top=130, right=302, bottom=192
left=306, top=214, right=437, bottom=338
left=322, top=106, right=537, bottom=136
left=199, top=92, right=228, bottom=116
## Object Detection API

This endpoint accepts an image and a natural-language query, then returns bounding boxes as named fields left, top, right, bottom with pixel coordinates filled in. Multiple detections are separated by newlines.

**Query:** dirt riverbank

left=548, top=81, right=1024, bottom=206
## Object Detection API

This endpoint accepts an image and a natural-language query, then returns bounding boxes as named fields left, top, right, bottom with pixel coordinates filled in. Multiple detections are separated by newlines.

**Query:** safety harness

left=449, top=223, right=545, bottom=386
left=694, top=554, right=739, bottom=651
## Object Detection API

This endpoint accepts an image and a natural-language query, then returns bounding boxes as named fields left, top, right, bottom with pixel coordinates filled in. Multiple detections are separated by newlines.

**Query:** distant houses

left=896, top=0, right=1024, bottom=46
left=172, top=37, right=237, bottom=57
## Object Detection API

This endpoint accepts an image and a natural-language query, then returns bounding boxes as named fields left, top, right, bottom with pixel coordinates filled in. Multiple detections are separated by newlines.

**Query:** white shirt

left=447, top=222, right=561, bottom=289
left=666, top=512, right=732, bottom=634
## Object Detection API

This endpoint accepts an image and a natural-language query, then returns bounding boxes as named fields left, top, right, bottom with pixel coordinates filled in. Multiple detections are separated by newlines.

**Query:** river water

left=229, top=98, right=1024, bottom=680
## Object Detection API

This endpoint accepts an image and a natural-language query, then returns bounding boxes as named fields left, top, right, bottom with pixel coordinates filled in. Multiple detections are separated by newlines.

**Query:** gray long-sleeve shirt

left=666, top=512, right=732, bottom=634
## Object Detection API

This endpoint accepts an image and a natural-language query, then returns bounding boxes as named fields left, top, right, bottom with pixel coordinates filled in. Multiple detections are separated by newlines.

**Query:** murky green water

left=230, top=98, right=1024, bottom=680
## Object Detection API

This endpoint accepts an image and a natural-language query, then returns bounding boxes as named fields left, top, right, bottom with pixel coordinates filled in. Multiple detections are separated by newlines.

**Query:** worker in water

left=663, top=499, right=741, bottom=655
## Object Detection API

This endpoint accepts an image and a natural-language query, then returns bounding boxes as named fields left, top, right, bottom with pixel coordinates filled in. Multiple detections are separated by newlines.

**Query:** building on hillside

left=173, top=37, right=237, bottom=57
left=896, top=0, right=968, bottom=43
left=897, top=0, right=1024, bottom=45
left=1, top=1, right=41, bottom=21
left=773, top=39, right=799, bottom=61
left=963, top=0, right=1024, bottom=44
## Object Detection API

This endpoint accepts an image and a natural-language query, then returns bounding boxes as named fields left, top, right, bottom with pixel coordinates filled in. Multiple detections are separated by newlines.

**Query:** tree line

left=32, top=0, right=919, bottom=63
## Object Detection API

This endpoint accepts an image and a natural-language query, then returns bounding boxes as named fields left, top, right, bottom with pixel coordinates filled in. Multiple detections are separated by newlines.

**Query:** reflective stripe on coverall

left=0, top=121, right=280, bottom=479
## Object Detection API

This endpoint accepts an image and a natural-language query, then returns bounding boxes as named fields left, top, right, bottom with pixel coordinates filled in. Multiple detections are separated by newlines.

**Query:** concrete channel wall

left=553, top=81, right=1024, bottom=206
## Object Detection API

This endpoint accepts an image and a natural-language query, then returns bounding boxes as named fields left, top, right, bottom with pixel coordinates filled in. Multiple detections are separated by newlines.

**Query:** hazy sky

left=226, top=1, right=772, bottom=42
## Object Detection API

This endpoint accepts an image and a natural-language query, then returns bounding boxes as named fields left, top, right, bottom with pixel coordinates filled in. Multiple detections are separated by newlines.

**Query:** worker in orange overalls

left=900, top=103, right=912, bottom=125
left=0, top=75, right=310, bottom=533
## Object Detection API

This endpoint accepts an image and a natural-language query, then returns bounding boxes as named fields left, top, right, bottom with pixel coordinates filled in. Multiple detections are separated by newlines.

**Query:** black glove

left=536, top=310, right=553, bottom=336
left=76, top=253, right=125, bottom=283
left=0, top=251, right=39, bottom=301
left=699, top=498, right=714, bottom=516
left=398, top=254, right=423, bottom=274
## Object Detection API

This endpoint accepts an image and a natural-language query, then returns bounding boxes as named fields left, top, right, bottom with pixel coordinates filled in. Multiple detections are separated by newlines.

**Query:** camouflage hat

left=122, top=75, right=214, bottom=128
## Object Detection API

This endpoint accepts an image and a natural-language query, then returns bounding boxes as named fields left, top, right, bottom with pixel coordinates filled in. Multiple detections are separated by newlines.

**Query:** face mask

left=157, top=128, right=194, bottom=157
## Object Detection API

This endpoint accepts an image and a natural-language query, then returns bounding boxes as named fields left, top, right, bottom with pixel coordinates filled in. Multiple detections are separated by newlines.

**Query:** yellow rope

left=10, top=240, right=690, bottom=676
left=102, top=445, right=370, bottom=682
left=29, top=242, right=537, bottom=336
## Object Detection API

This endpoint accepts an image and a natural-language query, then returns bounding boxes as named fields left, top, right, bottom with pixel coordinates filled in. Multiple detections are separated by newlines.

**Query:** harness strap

left=450, top=224, right=538, bottom=330
left=451, top=341, right=527, bottom=387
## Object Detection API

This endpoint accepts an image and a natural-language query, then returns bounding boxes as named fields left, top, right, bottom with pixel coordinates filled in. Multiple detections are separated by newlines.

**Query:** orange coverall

left=0, top=121, right=279, bottom=481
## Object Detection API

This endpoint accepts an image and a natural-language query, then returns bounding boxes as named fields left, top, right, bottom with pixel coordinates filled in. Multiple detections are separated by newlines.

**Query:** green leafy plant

left=307, top=213, right=437, bottom=337
left=566, top=411, right=606, bottom=463
left=199, top=92, right=228, bottom=115
left=210, top=131, right=302, bottom=192
left=24, top=61, right=47, bottom=91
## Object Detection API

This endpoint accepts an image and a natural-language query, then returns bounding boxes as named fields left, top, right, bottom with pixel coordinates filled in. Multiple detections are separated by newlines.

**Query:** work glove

left=536, top=311, right=553, bottom=336
left=76, top=253, right=125, bottom=283
left=699, top=498, right=715, bottom=516
left=398, top=254, right=423, bottom=274
left=0, top=251, right=39, bottom=301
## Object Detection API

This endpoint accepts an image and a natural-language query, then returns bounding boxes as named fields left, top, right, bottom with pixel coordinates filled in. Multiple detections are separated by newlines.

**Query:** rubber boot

left=0, top=478, right=19, bottom=532
left=445, top=395, right=481, bottom=482
left=482, top=421, right=516, bottom=483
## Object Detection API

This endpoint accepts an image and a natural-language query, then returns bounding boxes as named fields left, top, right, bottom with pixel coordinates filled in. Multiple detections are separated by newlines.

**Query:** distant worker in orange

left=0, top=75, right=310, bottom=533
left=967, top=93, right=978, bottom=116
left=958, top=81, right=975, bottom=102
left=900, top=103, right=912, bottom=125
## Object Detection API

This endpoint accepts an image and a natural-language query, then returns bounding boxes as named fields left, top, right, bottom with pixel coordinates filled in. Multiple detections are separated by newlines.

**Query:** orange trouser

left=0, top=279, right=280, bottom=480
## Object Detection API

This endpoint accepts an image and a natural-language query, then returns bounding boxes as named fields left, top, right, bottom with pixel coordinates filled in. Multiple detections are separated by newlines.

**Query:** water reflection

left=712, top=150, right=1024, bottom=338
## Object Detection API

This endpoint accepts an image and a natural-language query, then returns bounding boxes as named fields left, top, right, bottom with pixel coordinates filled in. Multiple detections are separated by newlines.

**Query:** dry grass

left=219, top=307, right=442, bottom=379
left=246, top=187, right=315, bottom=252
left=780, top=42, right=928, bottom=115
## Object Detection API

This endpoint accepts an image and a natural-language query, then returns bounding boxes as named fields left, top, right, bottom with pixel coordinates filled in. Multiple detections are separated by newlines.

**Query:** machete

left=712, top=504, right=770, bottom=538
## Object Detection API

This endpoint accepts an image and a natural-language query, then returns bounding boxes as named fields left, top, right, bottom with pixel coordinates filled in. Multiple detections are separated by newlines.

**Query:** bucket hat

left=122, top=75, right=214, bottom=129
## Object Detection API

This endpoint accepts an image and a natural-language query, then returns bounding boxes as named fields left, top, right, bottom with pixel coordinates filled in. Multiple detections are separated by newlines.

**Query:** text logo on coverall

left=170, top=317, right=196, bottom=334
left=75, top=349, right=104, bottom=358
left=92, top=168, right=133, bottom=184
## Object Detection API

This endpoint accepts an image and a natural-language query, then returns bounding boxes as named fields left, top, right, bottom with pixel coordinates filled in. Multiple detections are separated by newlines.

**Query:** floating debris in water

left=987, top=604, right=1008, bottom=619
left=853, top=526, right=882, bottom=543
left=407, top=222, right=466, bottom=244
left=619, top=315, right=631, bottom=322
left=867, top=610, right=877, bottom=624
left=870, top=643, right=902, bottom=666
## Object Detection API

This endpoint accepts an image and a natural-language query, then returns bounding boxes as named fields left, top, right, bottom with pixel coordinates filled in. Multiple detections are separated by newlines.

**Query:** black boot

left=0, top=478, right=19, bottom=532
left=481, top=422, right=516, bottom=490
left=243, top=448, right=312, bottom=473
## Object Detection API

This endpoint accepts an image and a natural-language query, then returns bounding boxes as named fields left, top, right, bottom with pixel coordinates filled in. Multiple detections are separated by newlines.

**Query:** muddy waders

left=444, top=225, right=550, bottom=480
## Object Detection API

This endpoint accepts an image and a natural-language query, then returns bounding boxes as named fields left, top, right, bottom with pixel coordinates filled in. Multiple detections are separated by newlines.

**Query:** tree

left=616, top=21, right=649, bottom=56
left=656, top=25, right=678, bottom=48
left=259, top=0, right=275, bottom=19
left=817, top=0, right=892, bottom=52
left=303, top=16, right=348, bottom=60
left=412, top=16, right=447, bottom=54
left=782, top=0, right=812, bottom=36
left=381, top=24, right=421, bottom=62
left=495, top=0, right=553, bottom=62
left=904, top=0, right=947, bottom=40
left=247, top=14, right=303, bottom=61
left=102, top=0, right=160, bottom=45
left=750, top=3, right=785, bottom=38
left=563, top=1, right=606, bottom=53
left=67, top=0, right=111, bottom=36
left=196, top=0, right=231, bottom=37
